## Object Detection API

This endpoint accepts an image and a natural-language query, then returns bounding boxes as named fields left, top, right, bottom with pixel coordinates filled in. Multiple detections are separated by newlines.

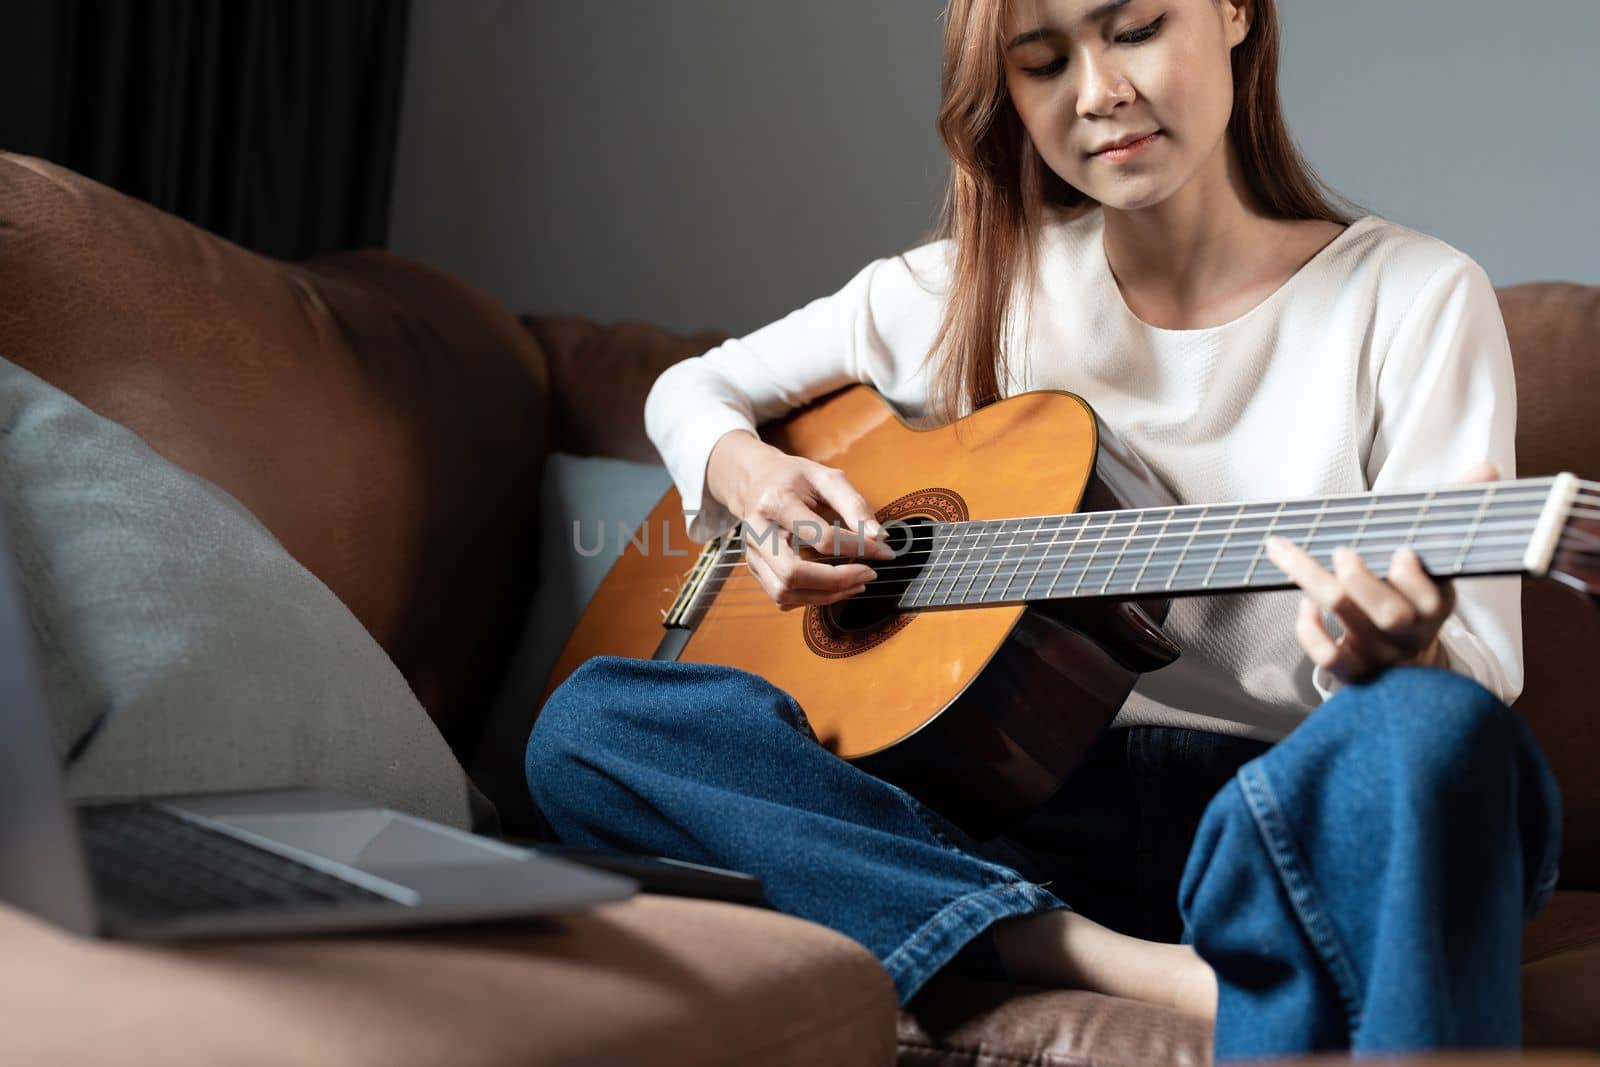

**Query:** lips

left=1090, top=131, right=1160, bottom=156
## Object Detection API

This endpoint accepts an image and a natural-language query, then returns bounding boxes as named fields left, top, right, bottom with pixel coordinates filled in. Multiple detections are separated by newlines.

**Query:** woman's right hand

left=705, top=430, right=897, bottom=610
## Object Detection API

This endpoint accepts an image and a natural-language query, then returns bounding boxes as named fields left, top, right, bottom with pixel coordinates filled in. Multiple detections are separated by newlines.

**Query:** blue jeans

left=525, top=656, right=1561, bottom=1058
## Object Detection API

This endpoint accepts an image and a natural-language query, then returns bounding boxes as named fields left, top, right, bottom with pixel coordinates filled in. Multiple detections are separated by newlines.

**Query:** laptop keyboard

left=79, top=803, right=395, bottom=924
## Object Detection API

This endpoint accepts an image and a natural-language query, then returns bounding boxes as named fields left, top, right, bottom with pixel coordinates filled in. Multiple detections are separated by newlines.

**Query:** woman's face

left=1001, top=0, right=1249, bottom=210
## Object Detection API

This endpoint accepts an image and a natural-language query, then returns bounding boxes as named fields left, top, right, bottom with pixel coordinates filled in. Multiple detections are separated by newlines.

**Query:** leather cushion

left=0, top=152, right=551, bottom=757
left=0, top=895, right=896, bottom=1067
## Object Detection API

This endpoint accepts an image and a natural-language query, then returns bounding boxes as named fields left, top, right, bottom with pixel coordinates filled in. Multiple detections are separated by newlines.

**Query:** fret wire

left=1164, top=505, right=1207, bottom=591
left=890, top=488, right=1549, bottom=605
left=976, top=518, right=1027, bottom=604
left=1160, top=525, right=1532, bottom=578
left=1398, top=489, right=1435, bottom=563
left=953, top=519, right=1005, bottom=605
left=1242, top=500, right=1290, bottom=587
left=1129, top=508, right=1175, bottom=592
left=1000, top=516, right=1050, bottom=601
left=1044, top=512, right=1095, bottom=599
left=906, top=521, right=952, bottom=608
left=934, top=518, right=985, bottom=607
left=1099, top=510, right=1144, bottom=594
left=968, top=518, right=1006, bottom=606
left=1081, top=534, right=1529, bottom=602
left=1452, top=484, right=1495, bottom=572
left=1201, top=504, right=1249, bottom=589
left=990, top=517, right=1034, bottom=601
left=1069, top=513, right=1116, bottom=596
left=918, top=484, right=1547, bottom=556
left=964, top=526, right=1538, bottom=606
left=951, top=516, right=1004, bottom=602
left=1006, top=517, right=1048, bottom=598
left=1018, top=513, right=1070, bottom=601
left=1175, top=513, right=1230, bottom=590
left=899, top=529, right=927, bottom=608
left=825, top=511, right=1544, bottom=602
left=1085, top=546, right=1531, bottom=601
left=1347, top=495, right=1377, bottom=569
left=1047, top=522, right=1538, bottom=589
left=717, top=482, right=1554, bottom=569
left=1163, top=538, right=1531, bottom=596
left=885, top=486, right=1548, bottom=595
left=863, top=533, right=1535, bottom=610
left=1080, top=529, right=1538, bottom=598
left=984, top=518, right=1022, bottom=602
left=925, top=519, right=979, bottom=606
left=923, top=496, right=1543, bottom=577
left=736, top=531, right=1537, bottom=613
left=1226, top=534, right=1528, bottom=580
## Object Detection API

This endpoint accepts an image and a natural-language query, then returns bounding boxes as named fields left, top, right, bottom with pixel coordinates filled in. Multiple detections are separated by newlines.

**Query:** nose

left=1076, top=50, right=1134, bottom=118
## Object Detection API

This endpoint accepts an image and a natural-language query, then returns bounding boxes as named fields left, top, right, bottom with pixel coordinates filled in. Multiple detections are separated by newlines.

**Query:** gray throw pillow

left=470, top=451, right=671, bottom=826
left=0, top=357, right=471, bottom=829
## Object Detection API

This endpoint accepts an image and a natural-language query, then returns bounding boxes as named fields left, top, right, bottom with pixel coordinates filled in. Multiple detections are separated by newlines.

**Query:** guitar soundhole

left=827, top=519, right=933, bottom=632
left=803, top=486, right=967, bottom=659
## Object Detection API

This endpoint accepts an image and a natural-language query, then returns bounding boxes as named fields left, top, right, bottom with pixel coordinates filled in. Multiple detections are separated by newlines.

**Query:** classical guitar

left=544, top=385, right=1599, bottom=832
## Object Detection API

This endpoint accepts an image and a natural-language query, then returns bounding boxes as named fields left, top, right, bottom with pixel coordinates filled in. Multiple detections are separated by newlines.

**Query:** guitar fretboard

left=899, top=478, right=1554, bottom=609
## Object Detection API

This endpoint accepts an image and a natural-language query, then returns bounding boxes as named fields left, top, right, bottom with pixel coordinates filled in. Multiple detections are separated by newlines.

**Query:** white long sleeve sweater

left=644, top=208, right=1521, bottom=740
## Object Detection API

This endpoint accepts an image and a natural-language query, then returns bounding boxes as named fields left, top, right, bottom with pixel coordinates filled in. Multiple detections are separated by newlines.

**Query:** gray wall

left=390, top=0, right=1600, bottom=337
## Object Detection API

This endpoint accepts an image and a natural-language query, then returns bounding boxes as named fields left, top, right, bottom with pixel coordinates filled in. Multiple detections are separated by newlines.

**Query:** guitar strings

left=694, top=484, right=1557, bottom=578
left=713, top=481, right=1555, bottom=559
left=632, top=479, right=1599, bottom=614
left=695, top=532, right=1542, bottom=611
left=687, top=519, right=1560, bottom=611
left=689, top=552, right=1538, bottom=618
left=681, top=484, right=1597, bottom=588
left=689, top=504, right=1552, bottom=585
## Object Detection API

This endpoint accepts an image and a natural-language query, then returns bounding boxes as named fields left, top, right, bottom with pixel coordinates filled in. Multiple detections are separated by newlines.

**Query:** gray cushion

left=0, top=357, right=471, bottom=829
left=471, top=452, right=671, bottom=826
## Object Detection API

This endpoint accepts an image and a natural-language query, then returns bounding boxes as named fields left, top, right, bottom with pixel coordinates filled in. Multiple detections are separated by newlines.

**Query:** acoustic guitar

left=544, top=385, right=1599, bottom=832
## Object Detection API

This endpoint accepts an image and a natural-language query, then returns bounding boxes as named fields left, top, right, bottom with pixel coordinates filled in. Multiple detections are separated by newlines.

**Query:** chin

left=1082, top=179, right=1173, bottom=213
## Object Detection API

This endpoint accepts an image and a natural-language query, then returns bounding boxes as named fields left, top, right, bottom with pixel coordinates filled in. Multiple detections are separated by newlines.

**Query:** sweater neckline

left=1089, top=211, right=1377, bottom=337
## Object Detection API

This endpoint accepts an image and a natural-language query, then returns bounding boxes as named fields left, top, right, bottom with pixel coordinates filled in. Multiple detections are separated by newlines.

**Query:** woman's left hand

left=1265, top=462, right=1501, bottom=685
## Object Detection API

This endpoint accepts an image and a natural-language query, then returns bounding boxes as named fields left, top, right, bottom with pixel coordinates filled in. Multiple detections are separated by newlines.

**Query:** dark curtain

left=0, top=0, right=410, bottom=259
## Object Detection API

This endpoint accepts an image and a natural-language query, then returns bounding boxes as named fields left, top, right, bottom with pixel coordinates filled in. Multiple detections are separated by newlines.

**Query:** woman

left=527, top=0, right=1561, bottom=1055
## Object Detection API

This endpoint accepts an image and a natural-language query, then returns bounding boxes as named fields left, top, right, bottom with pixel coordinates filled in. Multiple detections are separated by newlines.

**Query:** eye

left=1115, top=13, right=1166, bottom=45
left=1021, top=56, right=1067, bottom=78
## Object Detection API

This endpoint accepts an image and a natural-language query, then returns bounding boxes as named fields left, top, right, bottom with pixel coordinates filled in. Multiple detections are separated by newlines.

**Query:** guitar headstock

left=1548, top=476, right=1600, bottom=605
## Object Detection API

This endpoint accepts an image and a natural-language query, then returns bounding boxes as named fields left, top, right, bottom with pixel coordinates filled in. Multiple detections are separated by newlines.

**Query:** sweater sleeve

left=644, top=244, right=948, bottom=541
left=1311, top=257, right=1522, bottom=705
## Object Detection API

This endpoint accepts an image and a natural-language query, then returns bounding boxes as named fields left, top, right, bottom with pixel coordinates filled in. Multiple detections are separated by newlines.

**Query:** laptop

left=0, top=507, right=637, bottom=941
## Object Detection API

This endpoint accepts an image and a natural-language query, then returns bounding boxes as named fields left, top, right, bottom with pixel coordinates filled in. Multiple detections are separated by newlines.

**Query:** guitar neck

left=899, top=476, right=1571, bottom=610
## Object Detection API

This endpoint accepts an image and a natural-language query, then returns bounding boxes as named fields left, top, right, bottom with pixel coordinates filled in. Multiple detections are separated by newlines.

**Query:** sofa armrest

left=521, top=314, right=727, bottom=464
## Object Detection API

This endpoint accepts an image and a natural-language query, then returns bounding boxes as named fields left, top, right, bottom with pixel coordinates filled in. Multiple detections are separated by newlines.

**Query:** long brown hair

left=925, top=0, right=1355, bottom=422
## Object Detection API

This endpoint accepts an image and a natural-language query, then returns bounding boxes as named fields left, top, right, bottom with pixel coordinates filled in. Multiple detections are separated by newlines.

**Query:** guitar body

left=544, top=386, right=1184, bottom=832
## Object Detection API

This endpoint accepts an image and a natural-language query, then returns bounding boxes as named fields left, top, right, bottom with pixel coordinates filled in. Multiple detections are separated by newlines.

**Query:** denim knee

left=1289, top=665, right=1561, bottom=911
left=523, top=655, right=815, bottom=822
left=524, top=657, right=621, bottom=825
left=1316, top=665, right=1525, bottom=782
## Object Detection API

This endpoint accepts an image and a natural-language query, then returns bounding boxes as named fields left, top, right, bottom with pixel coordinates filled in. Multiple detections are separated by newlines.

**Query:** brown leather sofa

left=0, top=151, right=1594, bottom=1064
